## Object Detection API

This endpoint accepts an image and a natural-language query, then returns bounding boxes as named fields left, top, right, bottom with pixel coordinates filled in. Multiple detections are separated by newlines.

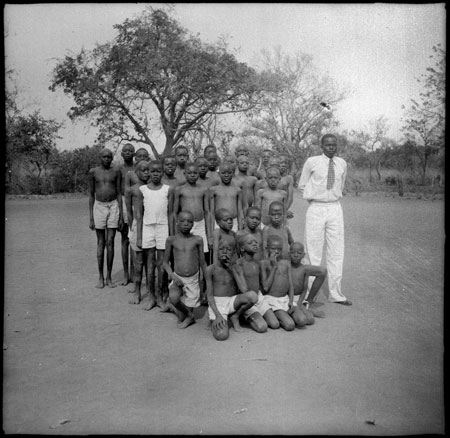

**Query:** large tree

left=243, top=47, right=348, bottom=174
left=50, top=8, right=275, bottom=158
left=401, top=44, right=445, bottom=184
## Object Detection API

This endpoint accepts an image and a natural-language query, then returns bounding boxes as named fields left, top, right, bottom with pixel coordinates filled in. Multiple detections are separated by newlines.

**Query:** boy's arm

left=212, top=229, right=220, bottom=265
left=286, top=176, right=294, bottom=209
left=262, top=227, right=269, bottom=259
left=205, top=266, right=226, bottom=328
left=255, top=188, right=262, bottom=210
left=286, top=227, right=294, bottom=245
left=170, top=187, right=179, bottom=236
left=287, top=263, right=294, bottom=310
left=260, top=258, right=277, bottom=293
left=298, top=159, right=312, bottom=197
left=125, top=186, right=133, bottom=227
left=209, top=188, right=216, bottom=238
left=231, top=262, right=249, bottom=293
left=203, top=189, right=212, bottom=250
left=237, top=188, right=243, bottom=230
left=88, top=169, right=96, bottom=230
left=116, top=168, right=123, bottom=229
left=136, top=189, right=144, bottom=249
left=197, top=238, right=208, bottom=280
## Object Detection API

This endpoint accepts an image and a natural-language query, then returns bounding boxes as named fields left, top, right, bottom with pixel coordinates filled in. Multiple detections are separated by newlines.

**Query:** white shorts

left=208, top=295, right=238, bottom=321
left=93, top=199, right=119, bottom=229
left=244, top=291, right=271, bottom=318
left=142, top=223, right=168, bottom=250
left=214, top=220, right=238, bottom=233
left=192, top=219, right=208, bottom=253
left=171, top=271, right=201, bottom=308
left=127, top=219, right=142, bottom=252
left=264, top=294, right=290, bottom=312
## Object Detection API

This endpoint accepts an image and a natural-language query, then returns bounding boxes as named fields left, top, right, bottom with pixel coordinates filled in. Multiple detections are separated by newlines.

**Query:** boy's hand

left=172, top=274, right=184, bottom=288
left=212, top=315, right=226, bottom=330
left=269, top=252, right=277, bottom=268
left=89, top=218, right=95, bottom=230
left=136, top=238, right=142, bottom=249
left=118, top=216, right=123, bottom=231
left=288, top=302, right=295, bottom=314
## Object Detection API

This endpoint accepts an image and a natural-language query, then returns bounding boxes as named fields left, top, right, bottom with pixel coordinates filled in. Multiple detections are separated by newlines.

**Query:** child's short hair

left=178, top=210, right=194, bottom=220
left=204, top=144, right=217, bottom=155
left=195, top=156, right=208, bottom=164
left=149, top=160, right=163, bottom=169
left=135, top=147, right=149, bottom=156
left=246, top=206, right=261, bottom=217
left=184, top=161, right=198, bottom=171
left=218, top=233, right=236, bottom=249
left=219, top=162, right=233, bottom=172
left=289, top=241, right=305, bottom=252
left=266, top=166, right=281, bottom=177
left=236, top=230, right=250, bottom=250
left=267, top=234, right=283, bottom=247
left=163, top=154, right=176, bottom=163
left=269, top=200, right=284, bottom=213
left=215, top=208, right=231, bottom=222
left=175, top=144, right=188, bottom=154
left=135, top=160, right=150, bottom=171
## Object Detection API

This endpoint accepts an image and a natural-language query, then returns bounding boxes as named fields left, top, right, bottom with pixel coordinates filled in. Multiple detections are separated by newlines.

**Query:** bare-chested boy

left=205, top=151, right=222, bottom=186
left=262, top=201, right=293, bottom=259
left=173, top=162, right=211, bottom=256
left=126, top=160, right=150, bottom=305
left=260, top=235, right=295, bottom=331
left=163, top=211, right=207, bottom=329
left=235, top=206, right=263, bottom=261
left=256, top=149, right=273, bottom=180
left=205, top=235, right=258, bottom=340
left=195, top=156, right=219, bottom=190
left=209, top=162, right=243, bottom=234
left=174, top=145, right=189, bottom=185
left=289, top=241, right=327, bottom=325
left=234, top=155, right=258, bottom=212
left=119, top=143, right=136, bottom=286
left=212, top=208, right=237, bottom=265
left=255, top=167, right=287, bottom=228
left=254, top=155, right=281, bottom=194
left=232, top=233, right=270, bottom=333
left=136, top=160, right=171, bottom=310
left=88, top=148, right=123, bottom=289
left=161, top=155, right=181, bottom=235
left=279, top=153, right=295, bottom=213
left=124, top=148, right=150, bottom=191
left=234, top=144, right=259, bottom=177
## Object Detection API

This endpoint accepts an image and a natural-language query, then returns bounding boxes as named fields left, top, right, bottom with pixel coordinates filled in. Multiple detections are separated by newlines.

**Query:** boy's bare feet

left=120, top=277, right=132, bottom=286
left=143, top=296, right=157, bottom=311
left=178, top=315, right=195, bottom=329
left=310, top=308, right=325, bottom=318
left=230, top=313, right=244, bottom=332
left=95, top=279, right=105, bottom=289
left=128, top=292, right=141, bottom=305
left=159, top=301, right=173, bottom=313
left=105, top=278, right=116, bottom=288
left=335, top=300, right=352, bottom=306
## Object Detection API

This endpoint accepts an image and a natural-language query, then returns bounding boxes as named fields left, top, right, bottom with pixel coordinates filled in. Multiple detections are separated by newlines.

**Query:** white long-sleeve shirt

left=298, top=154, right=347, bottom=202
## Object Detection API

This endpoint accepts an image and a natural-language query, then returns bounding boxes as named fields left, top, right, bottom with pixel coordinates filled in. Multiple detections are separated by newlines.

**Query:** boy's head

left=321, top=134, right=338, bottom=159
left=266, top=167, right=281, bottom=189
left=148, top=160, right=163, bottom=184
left=239, top=232, right=259, bottom=256
left=218, top=234, right=235, bottom=263
left=267, top=235, right=283, bottom=260
left=207, top=152, right=219, bottom=171
left=223, top=155, right=237, bottom=171
left=237, top=155, right=250, bottom=173
left=135, top=148, right=150, bottom=164
left=279, top=154, right=290, bottom=174
left=219, top=163, right=234, bottom=184
left=289, top=242, right=305, bottom=265
left=204, top=144, right=217, bottom=158
left=177, top=210, right=194, bottom=234
left=261, top=149, right=273, bottom=167
left=268, top=201, right=284, bottom=227
left=184, top=162, right=199, bottom=184
left=268, top=156, right=281, bottom=169
left=215, top=208, right=233, bottom=231
left=135, top=160, right=151, bottom=182
left=195, top=156, right=209, bottom=177
left=100, top=148, right=114, bottom=168
left=245, top=206, right=261, bottom=230
left=163, top=155, right=177, bottom=176
left=175, top=145, right=189, bottom=167
left=121, top=143, right=135, bottom=162
left=235, top=144, right=249, bottom=158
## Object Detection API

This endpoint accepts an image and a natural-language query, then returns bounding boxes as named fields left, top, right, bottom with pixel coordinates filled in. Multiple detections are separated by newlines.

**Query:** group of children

left=88, top=143, right=327, bottom=340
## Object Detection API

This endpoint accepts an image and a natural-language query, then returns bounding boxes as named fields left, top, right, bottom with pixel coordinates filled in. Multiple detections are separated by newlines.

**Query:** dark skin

left=174, top=147, right=188, bottom=185
left=88, top=148, right=123, bottom=289
left=162, top=157, right=180, bottom=234
left=212, top=212, right=237, bottom=265
left=235, top=208, right=263, bottom=261
left=163, top=212, right=207, bottom=328
left=255, top=170, right=287, bottom=227
left=262, top=203, right=294, bottom=259
left=234, top=155, right=257, bottom=213
left=205, top=238, right=257, bottom=340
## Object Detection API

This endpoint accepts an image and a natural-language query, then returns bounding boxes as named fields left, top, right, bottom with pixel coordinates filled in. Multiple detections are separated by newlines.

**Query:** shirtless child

left=205, top=152, right=222, bottom=186
left=174, top=145, right=189, bottom=185
left=126, top=160, right=150, bottom=304
left=209, top=162, right=243, bottom=234
left=233, top=155, right=258, bottom=211
left=235, top=206, right=263, bottom=261
left=262, top=201, right=294, bottom=259
left=212, top=208, right=237, bottom=265
left=289, top=242, right=327, bottom=323
left=279, top=153, right=295, bottom=215
left=124, top=148, right=150, bottom=191
left=163, top=211, right=207, bottom=329
left=161, top=155, right=181, bottom=235
left=260, top=235, right=295, bottom=331
left=234, top=144, right=259, bottom=177
left=255, top=167, right=287, bottom=228
left=195, top=156, right=219, bottom=190
left=205, top=235, right=258, bottom=341
left=232, top=233, right=271, bottom=333
left=119, top=143, right=136, bottom=285
left=88, top=148, right=123, bottom=289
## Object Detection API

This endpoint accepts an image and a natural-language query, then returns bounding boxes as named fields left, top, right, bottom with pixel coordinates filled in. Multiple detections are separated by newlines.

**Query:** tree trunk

left=397, top=177, right=404, bottom=197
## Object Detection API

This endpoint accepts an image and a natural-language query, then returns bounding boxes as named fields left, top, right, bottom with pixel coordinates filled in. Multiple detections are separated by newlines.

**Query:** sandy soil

left=3, top=192, right=444, bottom=435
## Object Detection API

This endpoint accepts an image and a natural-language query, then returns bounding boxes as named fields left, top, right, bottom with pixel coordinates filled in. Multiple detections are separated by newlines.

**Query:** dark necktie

left=327, top=158, right=335, bottom=190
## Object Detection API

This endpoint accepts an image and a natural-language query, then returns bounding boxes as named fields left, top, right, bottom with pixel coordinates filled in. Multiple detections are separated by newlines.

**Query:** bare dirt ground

left=3, top=192, right=445, bottom=435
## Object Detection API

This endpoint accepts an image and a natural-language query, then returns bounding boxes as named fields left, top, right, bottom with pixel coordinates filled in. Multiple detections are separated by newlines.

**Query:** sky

left=4, top=3, right=446, bottom=154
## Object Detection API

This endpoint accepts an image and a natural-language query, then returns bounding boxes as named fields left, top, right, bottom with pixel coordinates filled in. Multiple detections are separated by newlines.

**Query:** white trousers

left=304, top=201, right=346, bottom=302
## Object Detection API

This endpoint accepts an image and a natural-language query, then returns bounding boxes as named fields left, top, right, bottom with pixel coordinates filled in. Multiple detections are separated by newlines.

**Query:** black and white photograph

left=4, top=3, right=445, bottom=435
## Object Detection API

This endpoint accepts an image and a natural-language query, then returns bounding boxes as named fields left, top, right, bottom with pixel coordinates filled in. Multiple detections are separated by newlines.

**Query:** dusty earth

left=3, top=192, right=445, bottom=435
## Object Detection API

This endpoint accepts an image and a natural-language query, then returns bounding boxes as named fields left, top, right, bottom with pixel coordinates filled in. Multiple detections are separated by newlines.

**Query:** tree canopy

left=50, top=8, right=278, bottom=158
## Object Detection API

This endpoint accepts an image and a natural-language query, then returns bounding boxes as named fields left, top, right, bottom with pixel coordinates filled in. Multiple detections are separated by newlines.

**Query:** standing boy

left=126, top=160, right=150, bottom=305
left=136, top=160, right=171, bottom=310
left=262, top=201, right=294, bottom=259
left=255, top=167, right=287, bottom=228
left=235, top=206, right=263, bottom=261
left=174, top=145, right=189, bottom=185
left=234, top=155, right=258, bottom=210
left=119, top=143, right=135, bottom=286
left=260, top=235, right=295, bottom=331
left=205, top=235, right=258, bottom=340
left=195, top=156, right=219, bottom=190
left=205, top=151, right=222, bottom=186
left=161, top=155, right=181, bottom=235
left=209, top=162, right=243, bottom=234
left=163, top=211, right=207, bottom=329
left=88, top=148, right=123, bottom=289
left=234, top=144, right=259, bottom=177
